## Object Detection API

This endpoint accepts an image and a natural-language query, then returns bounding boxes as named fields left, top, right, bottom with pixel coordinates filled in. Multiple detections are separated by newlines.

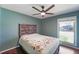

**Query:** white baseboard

left=0, top=46, right=19, bottom=54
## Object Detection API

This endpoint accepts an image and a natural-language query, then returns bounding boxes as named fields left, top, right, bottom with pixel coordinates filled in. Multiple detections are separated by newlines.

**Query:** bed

left=18, top=24, right=59, bottom=54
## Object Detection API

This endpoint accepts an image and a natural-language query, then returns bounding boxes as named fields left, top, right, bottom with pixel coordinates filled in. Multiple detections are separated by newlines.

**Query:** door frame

left=57, top=16, right=77, bottom=47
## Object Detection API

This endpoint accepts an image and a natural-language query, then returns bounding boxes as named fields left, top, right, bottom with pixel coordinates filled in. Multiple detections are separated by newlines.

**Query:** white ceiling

left=1, top=4, right=79, bottom=19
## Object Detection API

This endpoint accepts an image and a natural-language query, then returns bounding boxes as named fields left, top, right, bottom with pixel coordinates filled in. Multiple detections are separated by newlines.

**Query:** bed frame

left=18, top=24, right=59, bottom=54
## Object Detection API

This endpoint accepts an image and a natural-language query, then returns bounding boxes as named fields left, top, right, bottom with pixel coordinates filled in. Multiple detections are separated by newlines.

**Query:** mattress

left=19, top=33, right=59, bottom=54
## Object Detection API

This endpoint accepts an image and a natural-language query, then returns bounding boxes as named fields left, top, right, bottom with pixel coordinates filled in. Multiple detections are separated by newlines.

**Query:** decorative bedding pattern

left=19, top=34, right=59, bottom=54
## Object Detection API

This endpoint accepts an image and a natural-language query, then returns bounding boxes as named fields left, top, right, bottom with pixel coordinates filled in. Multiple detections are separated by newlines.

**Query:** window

left=58, top=16, right=77, bottom=46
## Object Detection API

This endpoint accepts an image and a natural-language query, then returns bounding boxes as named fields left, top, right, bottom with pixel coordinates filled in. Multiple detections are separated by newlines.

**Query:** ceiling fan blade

left=45, top=5, right=55, bottom=12
left=33, top=13, right=40, bottom=15
left=32, top=6, right=41, bottom=12
left=46, top=13, right=54, bottom=15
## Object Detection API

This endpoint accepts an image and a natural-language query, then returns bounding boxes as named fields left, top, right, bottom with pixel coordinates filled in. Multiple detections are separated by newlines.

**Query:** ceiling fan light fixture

left=32, top=5, right=55, bottom=17
left=41, top=12, right=45, bottom=16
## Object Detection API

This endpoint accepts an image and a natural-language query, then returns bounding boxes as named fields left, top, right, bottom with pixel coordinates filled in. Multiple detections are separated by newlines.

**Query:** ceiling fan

left=32, top=5, right=55, bottom=17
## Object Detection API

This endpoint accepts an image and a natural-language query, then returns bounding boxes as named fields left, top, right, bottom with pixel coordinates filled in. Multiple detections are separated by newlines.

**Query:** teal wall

left=0, top=8, right=41, bottom=51
left=77, top=15, right=79, bottom=47
left=0, top=8, right=2, bottom=49
left=41, top=17, right=57, bottom=37
left=41, top=11, right=79, bottom=48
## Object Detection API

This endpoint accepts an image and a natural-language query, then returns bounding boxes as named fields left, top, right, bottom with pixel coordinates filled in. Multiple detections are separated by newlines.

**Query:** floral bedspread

left=20, top=34, right=54, bottom=53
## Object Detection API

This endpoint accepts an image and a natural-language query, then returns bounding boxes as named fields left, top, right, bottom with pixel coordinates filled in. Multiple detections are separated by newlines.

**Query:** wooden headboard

left=18, top=24, right=37, bottom=38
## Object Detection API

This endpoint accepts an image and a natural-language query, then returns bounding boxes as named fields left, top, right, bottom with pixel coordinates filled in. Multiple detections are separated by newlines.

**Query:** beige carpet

left=59, top=46, right=79, bottom=54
